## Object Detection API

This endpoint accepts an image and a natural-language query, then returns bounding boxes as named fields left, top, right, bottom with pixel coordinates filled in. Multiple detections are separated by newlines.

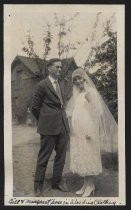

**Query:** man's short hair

left=47, top=58, right=61, bottom=67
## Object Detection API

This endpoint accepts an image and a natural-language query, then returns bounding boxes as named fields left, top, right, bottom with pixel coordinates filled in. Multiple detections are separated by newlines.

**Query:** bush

left=13, top=96, right=32, bottom=124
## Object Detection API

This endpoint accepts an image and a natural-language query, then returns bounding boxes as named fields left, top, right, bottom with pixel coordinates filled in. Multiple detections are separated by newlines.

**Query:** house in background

left=11, top=55, right=77, bottom=123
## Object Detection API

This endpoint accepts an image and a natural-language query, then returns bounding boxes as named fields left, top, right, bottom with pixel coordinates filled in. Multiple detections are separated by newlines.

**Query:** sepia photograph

left=4, top=4, right=125, bottom=206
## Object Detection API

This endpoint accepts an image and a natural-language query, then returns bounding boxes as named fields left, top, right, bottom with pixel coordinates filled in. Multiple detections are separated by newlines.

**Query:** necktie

left=54, top=80, right=63, bottom=105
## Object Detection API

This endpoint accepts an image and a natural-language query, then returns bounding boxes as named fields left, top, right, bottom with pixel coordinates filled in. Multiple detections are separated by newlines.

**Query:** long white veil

left=66, top=68, right=118, bottom=154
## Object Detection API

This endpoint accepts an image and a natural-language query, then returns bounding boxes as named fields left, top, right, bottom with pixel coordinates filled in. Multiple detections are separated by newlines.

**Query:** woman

left=66, top=68, right=118, bottom=197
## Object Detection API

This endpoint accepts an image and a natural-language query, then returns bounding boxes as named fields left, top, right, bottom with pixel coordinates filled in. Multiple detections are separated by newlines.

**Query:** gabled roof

left=11, top=55, right=42, bottom=74
left=11, top=55, right=77, bottom=74
left=18, top=56, right=41, bottom=73
left=11, top=55, right=44, bottom=73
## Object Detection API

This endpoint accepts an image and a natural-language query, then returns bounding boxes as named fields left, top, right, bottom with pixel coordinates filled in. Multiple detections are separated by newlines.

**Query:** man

left=31, top=58, right=70, bottom=196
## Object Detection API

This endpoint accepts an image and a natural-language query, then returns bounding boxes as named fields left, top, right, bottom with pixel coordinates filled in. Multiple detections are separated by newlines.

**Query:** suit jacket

left=31, top=77, right=70, bottom=135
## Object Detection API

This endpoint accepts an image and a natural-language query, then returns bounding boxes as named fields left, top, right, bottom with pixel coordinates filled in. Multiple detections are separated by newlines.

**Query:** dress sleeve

left=65, top=97, right=74, bottom=118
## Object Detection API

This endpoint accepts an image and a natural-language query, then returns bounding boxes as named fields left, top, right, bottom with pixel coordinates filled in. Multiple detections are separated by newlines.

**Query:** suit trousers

left=34, top=124, right=69, bottom=190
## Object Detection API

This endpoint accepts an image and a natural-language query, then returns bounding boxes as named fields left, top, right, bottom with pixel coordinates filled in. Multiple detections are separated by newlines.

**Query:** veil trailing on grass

left=66, top=68, right=118, bottom=153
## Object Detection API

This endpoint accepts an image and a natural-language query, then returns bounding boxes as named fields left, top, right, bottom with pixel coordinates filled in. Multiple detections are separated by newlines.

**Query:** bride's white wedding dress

left=69, top=91, right=102, bottom=176
left=66, top=68, right=118, bottom=177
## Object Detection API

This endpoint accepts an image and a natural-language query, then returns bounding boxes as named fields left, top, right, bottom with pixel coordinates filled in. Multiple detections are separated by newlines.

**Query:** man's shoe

left=34, top=182, right=43, bottom=197
left=34, top=189, right=43, bottom=197
left=52, top=184, right=69, bottom=192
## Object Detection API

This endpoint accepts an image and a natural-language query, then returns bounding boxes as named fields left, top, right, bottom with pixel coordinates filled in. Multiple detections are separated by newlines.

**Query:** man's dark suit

left=31, top=76, right=70, bottom=190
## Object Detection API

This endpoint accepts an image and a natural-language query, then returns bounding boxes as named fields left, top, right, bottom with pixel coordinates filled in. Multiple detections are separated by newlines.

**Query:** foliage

left=22, top=26, right=52, bottom=80
left=54, top=13, right=79, bottom=59
left=13, top=94, right=37, bottom=125
left=22, top=13, right=80, bottom=61
left=21, top=13, right=81, bottom=84
left=85, top=21, right=117, bottom=121
left=42, top=23, right=53, bottom=59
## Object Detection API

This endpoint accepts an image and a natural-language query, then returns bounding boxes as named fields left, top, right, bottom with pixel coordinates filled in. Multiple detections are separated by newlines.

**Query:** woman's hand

left=85, top=134, right=91, bottom=140
left=85, top=93, right=90, bottom=102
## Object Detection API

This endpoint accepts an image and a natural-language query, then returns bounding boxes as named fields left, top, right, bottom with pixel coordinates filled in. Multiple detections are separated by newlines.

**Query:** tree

left=22, top=13, right=80, bottom=82
left=22, top=14, right=79, bottom=60
left=54, top=13, right=79, bottom=59
left=22, top=24, right=53, bottom=81
left=85, top=19, right=117, bottom=121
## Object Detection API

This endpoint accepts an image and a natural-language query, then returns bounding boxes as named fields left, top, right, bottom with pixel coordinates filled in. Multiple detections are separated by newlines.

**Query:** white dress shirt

left=48, top=75, right=63, bottom=105
left=48, top=75, right=57, bottom=91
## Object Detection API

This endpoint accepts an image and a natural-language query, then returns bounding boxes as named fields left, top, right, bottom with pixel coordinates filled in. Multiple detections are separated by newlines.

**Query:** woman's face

left=73, top=75, right=85, bottom=90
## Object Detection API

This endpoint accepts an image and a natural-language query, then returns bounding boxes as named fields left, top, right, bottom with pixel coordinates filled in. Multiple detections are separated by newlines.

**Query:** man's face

left=48, top=61, right=62, bottom=79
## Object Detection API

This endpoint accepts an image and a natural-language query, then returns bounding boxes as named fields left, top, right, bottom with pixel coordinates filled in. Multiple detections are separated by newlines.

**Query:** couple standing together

left=31, top=58, right=118, bottom=197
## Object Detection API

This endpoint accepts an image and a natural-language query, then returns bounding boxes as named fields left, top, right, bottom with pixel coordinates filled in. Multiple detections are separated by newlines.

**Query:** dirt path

left=12, top=124, right=118, bottom=197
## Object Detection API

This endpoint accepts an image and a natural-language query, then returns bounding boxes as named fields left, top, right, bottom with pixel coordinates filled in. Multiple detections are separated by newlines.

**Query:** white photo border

left=4, top=4, right=125, bottom=206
